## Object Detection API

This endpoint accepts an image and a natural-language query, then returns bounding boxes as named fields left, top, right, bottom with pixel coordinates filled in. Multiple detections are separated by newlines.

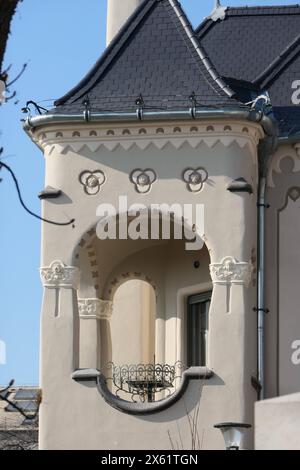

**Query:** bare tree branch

left=0, top=381, right=39, bottom=450
left=0, top=0, right=20, bottom=73
left=0, top=381, right=41, bottom=421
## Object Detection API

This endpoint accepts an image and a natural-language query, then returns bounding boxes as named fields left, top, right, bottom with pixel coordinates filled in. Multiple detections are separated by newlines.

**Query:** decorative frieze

left=210, top=257, right=253, bottom=287
left=36, top=122, right=263, bottom=159
left=40, top=260, right=80, bottom=289
left=78, top=298, right=113, bottom=320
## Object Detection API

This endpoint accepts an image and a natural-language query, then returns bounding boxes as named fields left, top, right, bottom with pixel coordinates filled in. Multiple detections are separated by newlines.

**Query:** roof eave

left=23, top=106, right=277, bottom=142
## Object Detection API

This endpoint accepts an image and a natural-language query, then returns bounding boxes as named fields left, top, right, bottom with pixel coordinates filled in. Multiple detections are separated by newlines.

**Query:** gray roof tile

left=197, top=5, right=300, bottom=137
left=197, top=6, right=300, bottom=83
left=274, top=107, right=300, bottom=136
left=53, top=0, right=239, bottom=115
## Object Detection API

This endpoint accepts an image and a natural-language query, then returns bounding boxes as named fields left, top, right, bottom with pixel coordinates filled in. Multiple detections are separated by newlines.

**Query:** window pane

left=187, top=292, right=211, bottom=367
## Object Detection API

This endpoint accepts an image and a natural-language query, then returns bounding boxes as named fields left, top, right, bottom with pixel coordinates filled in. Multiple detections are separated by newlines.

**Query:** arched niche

left=72, top=210, right=212, bottom=404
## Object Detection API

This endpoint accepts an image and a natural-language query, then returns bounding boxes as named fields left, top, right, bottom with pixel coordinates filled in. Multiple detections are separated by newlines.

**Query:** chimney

left=106, top=0, right=142, bottom=45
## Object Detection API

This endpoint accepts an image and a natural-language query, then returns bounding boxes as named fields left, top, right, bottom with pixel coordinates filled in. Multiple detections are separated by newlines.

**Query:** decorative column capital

left=78, top=299, right=113, bottom=320
left=40, top=260, right=80, bottom=289
left=210, top=257, right=253, bottom=287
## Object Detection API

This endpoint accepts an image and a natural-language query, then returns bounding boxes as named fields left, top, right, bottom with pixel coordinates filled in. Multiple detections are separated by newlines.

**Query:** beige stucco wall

left=110, top=279, right=156, bottom=366
left=33, top=120, right=261, bottom=449
left=255, top=393, right=300, bottom=450
left=265, top=143, right=300, bottom=398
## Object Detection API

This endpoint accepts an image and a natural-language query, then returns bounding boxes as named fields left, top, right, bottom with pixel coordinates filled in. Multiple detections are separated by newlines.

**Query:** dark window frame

left=187, top=291, right=211, bottom=367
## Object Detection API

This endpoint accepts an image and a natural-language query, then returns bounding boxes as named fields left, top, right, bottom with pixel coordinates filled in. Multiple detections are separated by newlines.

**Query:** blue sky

left=0, top=0, right=292, bottom=385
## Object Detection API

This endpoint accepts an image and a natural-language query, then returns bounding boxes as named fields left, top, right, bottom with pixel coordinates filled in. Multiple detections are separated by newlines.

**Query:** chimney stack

left=106, top=0, right=142, bottom=46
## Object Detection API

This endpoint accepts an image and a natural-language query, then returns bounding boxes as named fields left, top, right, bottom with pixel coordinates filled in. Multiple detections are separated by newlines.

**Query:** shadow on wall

left=141, top=374, right=225, bottom=424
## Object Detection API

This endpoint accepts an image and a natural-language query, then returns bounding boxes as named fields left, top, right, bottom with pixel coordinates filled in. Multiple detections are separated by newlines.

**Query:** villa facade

left=24, top=0, right=300, bottom=450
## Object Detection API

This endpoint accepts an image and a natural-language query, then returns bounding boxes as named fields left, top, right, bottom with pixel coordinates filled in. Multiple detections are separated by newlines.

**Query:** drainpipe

left=256, top=123, right=278, bottom=400
left=257, top=175, right=267, bottom=400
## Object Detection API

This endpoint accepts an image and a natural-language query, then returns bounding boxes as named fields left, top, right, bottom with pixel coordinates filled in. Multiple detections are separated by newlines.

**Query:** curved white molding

left=268, top=144, right=300, bottom=188
left=78, top=298, right=113, bottom=320
left=210, top=257, right=253, bottom=287
left=40, top=260, right=80, bottom=289
left=72, top=366, right=213, bottom=416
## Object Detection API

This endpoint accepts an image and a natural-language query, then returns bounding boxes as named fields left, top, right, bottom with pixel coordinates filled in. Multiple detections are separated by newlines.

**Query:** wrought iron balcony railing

left=103, top=362, right=185, bottom=403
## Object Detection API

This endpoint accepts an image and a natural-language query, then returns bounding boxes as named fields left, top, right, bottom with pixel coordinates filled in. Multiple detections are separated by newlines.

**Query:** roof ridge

left=195, top=4, right=300, bottom=36
left=227, top=4, right=300, bottom=14
left=168, top=0, right=235, bottom=99
left=254, top=34, right=300, bottom=87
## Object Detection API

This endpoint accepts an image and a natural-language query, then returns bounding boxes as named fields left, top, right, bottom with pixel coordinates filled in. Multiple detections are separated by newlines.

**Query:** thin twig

left=0, top=158, right=75, bottom=226
left=6, top=63, right=27, bottom=87
left=0, top=381, right=40, bottom=421
left=176, top=421, right=184, bottom=450
left=167, top=430, right=175, bottom=451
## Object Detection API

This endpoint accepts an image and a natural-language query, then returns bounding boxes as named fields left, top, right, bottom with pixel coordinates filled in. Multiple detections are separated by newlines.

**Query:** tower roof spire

left=53, top=0, right=236, bottom=114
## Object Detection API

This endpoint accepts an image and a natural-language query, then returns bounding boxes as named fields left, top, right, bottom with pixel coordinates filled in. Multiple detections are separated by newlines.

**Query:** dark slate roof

left=0, top=0, right=19, bottom=72
left=196, top=4, right=300, bottom=137
left=53, top=0, right=240, bottom=115
left=274, top=107, right=300, bottom=137
left=197, top=5, right=300, bottom=83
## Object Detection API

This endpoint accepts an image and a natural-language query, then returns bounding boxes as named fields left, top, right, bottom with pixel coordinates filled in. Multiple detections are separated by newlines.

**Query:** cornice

left=33, top=122, right=262, bottom=158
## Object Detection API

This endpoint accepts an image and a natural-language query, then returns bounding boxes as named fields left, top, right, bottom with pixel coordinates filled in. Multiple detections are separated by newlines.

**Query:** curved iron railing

left=103, top=362, right=185, bottom=403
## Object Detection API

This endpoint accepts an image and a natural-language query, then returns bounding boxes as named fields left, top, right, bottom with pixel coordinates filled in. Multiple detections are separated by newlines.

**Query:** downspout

left=257, top=174, right=267, bottom=400
left=256, top=109, right=278, bottom=400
